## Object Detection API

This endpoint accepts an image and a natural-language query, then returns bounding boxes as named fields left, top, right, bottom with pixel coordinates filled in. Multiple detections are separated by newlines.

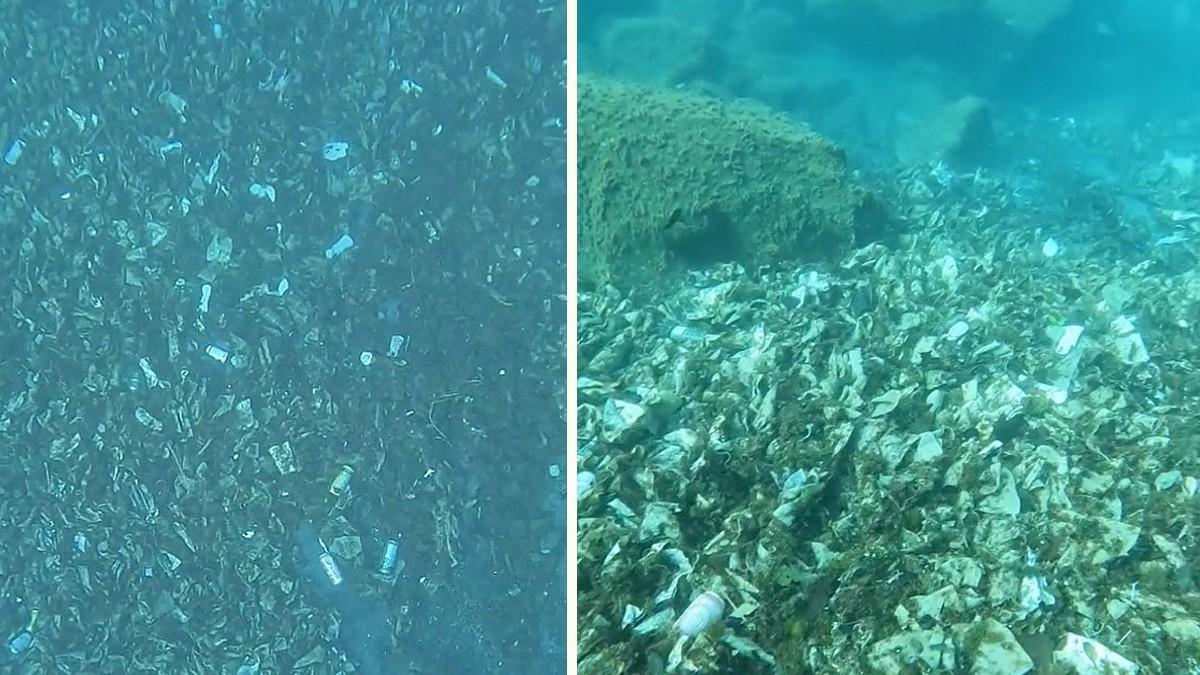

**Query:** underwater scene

left=0, top=1, right=566, bottom=673
left=577, top=1, right=1200, bottom=673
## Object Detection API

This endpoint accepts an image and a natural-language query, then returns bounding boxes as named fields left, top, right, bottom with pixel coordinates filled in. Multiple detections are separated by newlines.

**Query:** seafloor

left=577, top=111, right=1200, bottom=673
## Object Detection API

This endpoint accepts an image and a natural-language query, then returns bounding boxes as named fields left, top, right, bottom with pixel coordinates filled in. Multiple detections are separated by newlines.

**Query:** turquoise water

left=577, top=2, right=1200, bottom=673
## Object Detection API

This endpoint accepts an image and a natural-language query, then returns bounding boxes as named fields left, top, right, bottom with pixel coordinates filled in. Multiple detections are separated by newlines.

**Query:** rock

left=578, top=75, right=881, bottom=288
left=896, top=95, right=993, bottom=166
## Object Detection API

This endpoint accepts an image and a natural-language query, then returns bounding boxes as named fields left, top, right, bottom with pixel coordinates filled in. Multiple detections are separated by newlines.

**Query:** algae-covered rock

left=578, top=75, right=881, bottom=288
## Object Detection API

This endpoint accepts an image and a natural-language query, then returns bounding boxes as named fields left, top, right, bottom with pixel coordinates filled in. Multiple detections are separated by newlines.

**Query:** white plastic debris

left=324, top=233, right=354, bottom=259
left=601, top=399, right=649, bottom=443
left=268, top=442, right=298, bottom=475
left=668, top=325, right=705, bottom=343
left=932, top=255, right=959, bottom=285
left=1041, top=237, right=1060, bottom=257
left=248, top=182, right=276, bottom=202
left=322, top=141, right=349, bottom=161
left=1055, top=325, right=1084, bottom=355
left=1018, top=573, right=1056, bottom=615
left=4, top=138, right=25, bottom=166
left=137, top=357, right=160, bottom=388
left=1110, top=315, right=1135, bottom=336
left=484, top=66, right=508, bottom=89
left=1035, top=383, right=1069, bottom=405
left=159, top=90, right=188, bottom=117
left=1052, top=633, right=1138, bottom=674
left=675, top=591, right=725, bottom=636
left=577, top=471, right=596, bottom=499
left=204, top=344, right=230, bottom=363
left=945, top=320, right=969, bottom=341
left=780, top=469, right=809, bottom=500
left=267, top=278, right=289, bottom=296
left=359, top=351, right=375, bottom=367
left=1154, top=470, right=1182, bottom=491
left=204, top=153, right=221, bottom=184
left=1113, top=332, right=1150, bottom=365
left=968, top=619, right=1033, bottom=674
left=199, top=283, right=212, bottom=313
left=386, top=335, right=407, bottom=358
left=158, top=140, right=183, bottom=157
left=912, top=431, right=943, bottom=462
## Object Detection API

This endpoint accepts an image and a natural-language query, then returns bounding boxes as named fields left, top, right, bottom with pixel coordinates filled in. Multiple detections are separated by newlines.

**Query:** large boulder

left=896, top=95, right=993, bottom=166
left=578, top=76, right=882, bottom=288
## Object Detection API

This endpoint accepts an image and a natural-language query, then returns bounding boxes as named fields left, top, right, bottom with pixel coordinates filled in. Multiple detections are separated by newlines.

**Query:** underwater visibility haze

left=0, top=1, right=567, bottom=673
left=577, top=1, right=1200, bottom=673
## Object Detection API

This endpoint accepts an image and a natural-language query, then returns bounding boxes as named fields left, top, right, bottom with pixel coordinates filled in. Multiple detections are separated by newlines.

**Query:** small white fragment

left=248, top=182, right=277, bottom=202
left=1036, top=383, right=1069, bottom=405
left=386, top=335, right=407, bottom=358
left=198, top=283, right=212, bottom=313
left=1153, top=470, right=1182, bottom=491
left=322, top=141, right=349, bottom=161
left=205, top=344, right=230, bottom=363
left=780, top=469, right=808, bottom=500
left=359, top=351, right=375, bottom=367
left=1042, top=237, right=1060, bottom=257
left=620, top=605, right=645, bottom=630
left=668, top=325, right=704, bottom=343
left=485, top=66, right=508, bottom=89
left=933, top=255, right=958, bottom=285
left=970, top=619, right=1034, bottom=674
left=547, top=464, right=561, bottom=478
left=675, top=591, right=725, bottom=636
left=204, top=153, right=221, bottom=184
left=159, top=91, right=188, bottom=116
left=137, top=357, right=160, bottom=388
left=318, top=552, right=344, bottom=586
left=945, top=320, right=969, bottom=341
left=1113, top=332, right=1150, bottom=365
left=325, top=233, right=354, bottom=259
left=912, top=431, right=943, bottom=462
left=268, top=278, right=289, bottom=296
left=662, top=428, right=702, bottom=452
left=1019, top=573, right=1056, bottom=615
left=577, top=471, right=596, bottom=499
left=1055, top=325, right=1084, bottom=355
left=1110, top=315, right=1135, bottom=336
left=1053, top=633, right=1138, bottom=674
left=4, top=138, right=25, bottom=166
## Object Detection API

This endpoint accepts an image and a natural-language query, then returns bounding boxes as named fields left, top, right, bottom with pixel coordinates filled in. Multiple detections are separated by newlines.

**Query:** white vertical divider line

left=565, top=0, right=579, bottom=672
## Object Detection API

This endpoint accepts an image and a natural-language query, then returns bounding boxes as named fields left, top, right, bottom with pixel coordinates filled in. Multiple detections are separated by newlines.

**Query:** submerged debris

left=578, top=162, right=1200, bottom=672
